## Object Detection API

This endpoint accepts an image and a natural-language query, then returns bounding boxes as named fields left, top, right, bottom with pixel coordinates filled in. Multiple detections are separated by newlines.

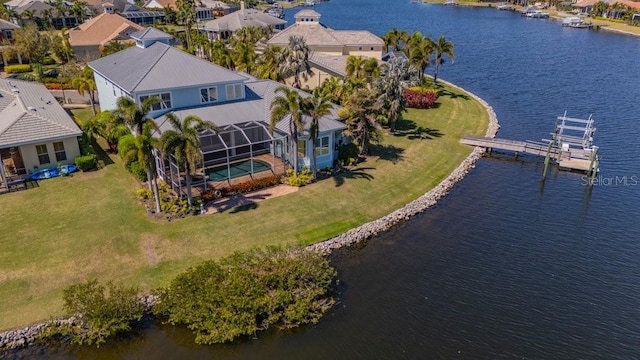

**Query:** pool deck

left=204, top=184, right=299, bottom=214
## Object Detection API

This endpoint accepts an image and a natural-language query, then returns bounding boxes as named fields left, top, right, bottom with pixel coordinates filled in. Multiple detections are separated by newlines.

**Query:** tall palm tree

left=346, top=55, right=365, bottom=79
left=176, top=0, right=195, bottom=50
left=270, top=86, right=305, bottom=175
left=114, top=96, right=161, bottom=136
left=120, top=122, right=162, bottom=213
left=375, top=57, right=418, bottom=132
left=255, top=45, right=285, bottom=81
left=282, top=35, right=313, bottom=89
left=409, top=35, right=434, bottom=81
left=71, top=66, right=97, bottom=115
left=159, top=113, right=216, bottom=208
left=210, top=40, right=234, bottom=70
left=301, top=94, right=334, bottom=180
left=362, top=58, right=381, bottom=85
left=432, top=35, right=455, bottom=83
left=231, top=41, right=256, bottom=74
left=342, top=88, right=383, bottom=157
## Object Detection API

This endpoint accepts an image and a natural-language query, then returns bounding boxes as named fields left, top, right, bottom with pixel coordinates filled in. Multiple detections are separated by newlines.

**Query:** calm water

left=8, top=1, right=640, bottom=359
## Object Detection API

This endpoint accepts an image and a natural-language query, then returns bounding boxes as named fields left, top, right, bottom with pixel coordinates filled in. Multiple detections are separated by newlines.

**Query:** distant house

left=0, top=19, right=19, bottom=43
left=5, top=0, right=84, bottom=29
left=0, top=79, right=82, bottom=189
left=119, top=4, right=166, bottom=26
left=143, top=0, right=215, bottom=21
left=266, top=10, right=384, bottom=88
left=200, top=0, right=238, bottom=17
left=202, top=2, right=286, bottom=41
left=68, top=12, right=144, bottom=61
left=89, top=30, right=346, bottom=193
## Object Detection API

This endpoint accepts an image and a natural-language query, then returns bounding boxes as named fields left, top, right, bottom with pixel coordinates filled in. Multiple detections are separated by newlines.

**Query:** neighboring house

left=0, top=18, right=19, bottom=43
left=0, top=78, right=82, bottom=189
left=120, top=4, right=165, bottom=26
left=202, top=2, right=286, bottom=40
left=143, top=0, right=214, bottom=21
left=89, top=30, right=346, bottom=192
left=572, top=0, right=598, bottom=14
left=68, top=12, right=144, bottom=61
left=5, top=0, right=88, bottom=29
left=200, top=0, right=238, bottom=17
left=266, top=10, right=384, bottom=88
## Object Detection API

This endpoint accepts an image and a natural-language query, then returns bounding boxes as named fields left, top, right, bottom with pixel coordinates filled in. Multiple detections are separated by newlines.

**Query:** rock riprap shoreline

left=0, top=83, right=498, bottom=352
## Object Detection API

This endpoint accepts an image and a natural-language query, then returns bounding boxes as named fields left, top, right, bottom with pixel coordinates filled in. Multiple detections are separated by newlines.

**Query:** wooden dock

left=460, top=112, right=600, bottom=179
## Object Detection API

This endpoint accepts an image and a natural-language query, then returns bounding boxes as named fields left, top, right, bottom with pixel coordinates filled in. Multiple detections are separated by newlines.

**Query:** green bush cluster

left=153, top=247, right=337, bottom=344
left=137, top=182, right=192, bottom=217
left=337, top=143, right=359, bottom=166
left=74, top=155, right=97, bottom=172
left=78, top=135, right=96, bottom=156
left=43, top=280, right=145, bottom=346
left=127, top=161, right=147, bottom=182
left=5, top=64, right=31, bottom=74
left=283, top=168, right=313, bottom=186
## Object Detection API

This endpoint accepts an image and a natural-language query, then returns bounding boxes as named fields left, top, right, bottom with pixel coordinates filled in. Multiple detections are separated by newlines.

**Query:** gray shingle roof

left=89, top=41, right=248, bottom=93
left=203, top=9, right=286, bottom=32
left=153, top=80, right=344, bottom=136
left=0, top=79, right=82, bottom=147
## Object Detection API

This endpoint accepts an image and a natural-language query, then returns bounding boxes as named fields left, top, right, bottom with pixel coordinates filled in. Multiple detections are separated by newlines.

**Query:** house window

left=358, top=46, right=362, bottom=51
left=370, top=47, right=374, bottom=51
left=200, top=87, right=217, bottom=103
left=36, top=144, right=50, bottom=165
left=140, top=92, right=172, bottom=111
left=53, top=142, right=67, bottom=161
left=314, top=136, right=330, bottom=156
left=4, top=31, right=12, bottom=41
left=297, top=139, right=307, bottom=157
left=226, top=83, right=242, bottom=100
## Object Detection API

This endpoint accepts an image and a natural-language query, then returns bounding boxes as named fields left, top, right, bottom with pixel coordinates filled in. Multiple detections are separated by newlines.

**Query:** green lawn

left=0, top=83, right=489, bottom=331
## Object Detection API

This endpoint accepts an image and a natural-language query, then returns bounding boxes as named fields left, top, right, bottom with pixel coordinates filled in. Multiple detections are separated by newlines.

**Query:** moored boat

left=562, top=16, right=593, bottom=28
left=497, top=3, right=511, bottom=10
left=527, top=10, right=549, bottom=18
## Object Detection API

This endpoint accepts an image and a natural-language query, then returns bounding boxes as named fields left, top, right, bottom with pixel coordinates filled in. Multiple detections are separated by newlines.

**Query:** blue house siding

left=94, top=72, right=131, bottom=112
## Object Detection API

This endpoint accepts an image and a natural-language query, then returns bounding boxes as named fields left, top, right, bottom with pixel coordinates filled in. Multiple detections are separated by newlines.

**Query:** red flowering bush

left=403, top=89, right=439, bottom=109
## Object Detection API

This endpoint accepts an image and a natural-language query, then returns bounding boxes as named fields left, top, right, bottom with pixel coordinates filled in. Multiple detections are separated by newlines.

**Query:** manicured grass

left=0, top=82, right=489, bottom=331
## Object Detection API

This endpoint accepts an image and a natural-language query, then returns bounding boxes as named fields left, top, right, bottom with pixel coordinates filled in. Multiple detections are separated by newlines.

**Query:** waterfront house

left=68, top=12, right=144, bottom=61
left=143, top=0, right=215, bottom=21
left=266, top=10, right=384, bottom=88
left=89, top=30, right=345, bottom=192
left=202, top=1, right=286, bottom=41
left=0, top=78, right=82, bottom=190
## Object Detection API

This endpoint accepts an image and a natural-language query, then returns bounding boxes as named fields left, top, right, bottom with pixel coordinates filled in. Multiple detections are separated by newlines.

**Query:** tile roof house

left=68, top=13, right=144, bottom=61
left=202, top=2, right=286, bottom=41
left=0, top=79, right=82, bottom=189
left=143, top=0, right=216, bottom=21
left=89, top=30, right=346, bottom=191
left=266, top=10, right=384, bottom=88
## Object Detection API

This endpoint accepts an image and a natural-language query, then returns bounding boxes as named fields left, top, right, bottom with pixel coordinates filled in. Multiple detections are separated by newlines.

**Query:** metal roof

left=0, top=79, right=82, bottom=147
left=89, top=41, right=248, bottom=93
left=130, top=27, right=172, bottom=41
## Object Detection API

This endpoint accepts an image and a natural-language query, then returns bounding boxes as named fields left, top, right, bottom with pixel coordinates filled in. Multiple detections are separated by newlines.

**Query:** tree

left=71, top=0, right=88, bottom=24
left=114, top=96, right=161, bottom=136
left=255, top=45, right=285, bottom=81
left=13, top=23, right=49, bottom=64
left=163, top=6, right=177, bottom=24
left=301, top=94, right=334, bottom=180
left=72, top=66, right=98, bottom=115
left=362, top=57, right=381, bottom=85
left=346, top=55, right=365, bottom=79
left=210, top=39, right=234, bottom=70
left=159, top=113, right=216, bottom=209
left=282, top=35, right=313, bottom=89
left=408, top=35, right=434, bottom=81
left=375, top=57, right=417, bottom=132
left=82, top=110, right=130, bottom=152
left=59, top=60, right=80, bottom=104
left=270, top=86, right=305, bottom=175
left=342, top=88, right=383, bottom=156
left=432, top=35, right=455, bottom=83
left=176, top=0, right=196, bottom=50
left=231, top=41, right=256, bottom=74
left=100, top=40, right=133, bottom=57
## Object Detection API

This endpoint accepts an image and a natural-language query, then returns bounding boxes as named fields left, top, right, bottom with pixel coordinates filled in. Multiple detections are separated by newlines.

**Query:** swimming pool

left=206, top=159, right=272, bottom=182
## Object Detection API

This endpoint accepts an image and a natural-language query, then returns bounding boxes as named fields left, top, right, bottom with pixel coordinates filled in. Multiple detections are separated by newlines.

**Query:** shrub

left=128, top=161, right=147, bottom=182
left=403, top=89, right=439, bottom=109
left=337, top=143, right=359, bottom=166
left=75, top=155, right=97, bottom=172
left=117, top=135, right=137, bottom=165
left=42, top=56, right=56, bottom=65
left=43, top=280, right=145, bottom=346
left=283, top=168, right=313, bottom=186
left=78, top=135, right=96, bottom=156
left=153, top=247, right=337, bottom=345
left=5, top=64, right=31, bottom=74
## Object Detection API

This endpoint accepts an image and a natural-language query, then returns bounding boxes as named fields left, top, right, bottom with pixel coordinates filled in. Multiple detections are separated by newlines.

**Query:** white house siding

left=21, top=137, right=81, bottom=172
left=94, top=72, right=130, bottom=112
left=298, top=131, right=338, bottom=169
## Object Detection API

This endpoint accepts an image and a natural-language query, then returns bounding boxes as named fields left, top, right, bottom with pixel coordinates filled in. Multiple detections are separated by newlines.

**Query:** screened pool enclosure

left=155, top=121, right=289, bottom=195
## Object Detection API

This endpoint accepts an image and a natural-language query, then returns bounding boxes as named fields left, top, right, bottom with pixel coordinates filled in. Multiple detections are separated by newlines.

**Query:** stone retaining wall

left=307, top=82, right=500, bottom=254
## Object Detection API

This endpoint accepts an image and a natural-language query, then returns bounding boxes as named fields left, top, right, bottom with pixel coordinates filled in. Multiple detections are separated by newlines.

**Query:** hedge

left=75, top=155, right=97, bottom=172
left=5, top=64, right=31, bottom=74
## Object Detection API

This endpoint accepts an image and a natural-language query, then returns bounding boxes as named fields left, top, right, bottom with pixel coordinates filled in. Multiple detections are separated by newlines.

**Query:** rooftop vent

left=11, top=88, right=19, bottom=93
left=27, top=106, right=36, bottom=111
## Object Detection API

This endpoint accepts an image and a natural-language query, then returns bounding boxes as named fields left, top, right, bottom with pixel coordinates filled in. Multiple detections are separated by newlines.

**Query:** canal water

left=8, top=1, right=640, bottom=358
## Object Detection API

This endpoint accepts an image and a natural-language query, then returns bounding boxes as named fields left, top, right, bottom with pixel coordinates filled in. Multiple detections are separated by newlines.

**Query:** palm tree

left=71, top=66, right=97, bottom=115
left=342, top=88, right=383, bottom=157
left=120, top=122, right=162, bottom=213
left=255, top=45, right=285, bottom=82
left=409, top=35, right=434, bottom=81
left=375, top=57, right=418, bottom=132
left=82, top=110, right=130, bottom=152
left=231, top=41, right=256, bottom=74
left=159, top=113, right=216, bottom=209
left=282, top=35, right=313, bottom=89
left=210, top=40, right=234, bottom=70
left=432, top=35, right=455, bottom=83
left=362, top=58, right=381, bottom=85
left=176, top=0, right=195, bottom=50
left=71, top=0, right=87, bottom=24
left=270, top=86, right=305, bottom=175
left=114, top=96, right=161, bottom=136
left=346, top=55, right=365, bottom=79
left=301, top=94, right=334, bottom=180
